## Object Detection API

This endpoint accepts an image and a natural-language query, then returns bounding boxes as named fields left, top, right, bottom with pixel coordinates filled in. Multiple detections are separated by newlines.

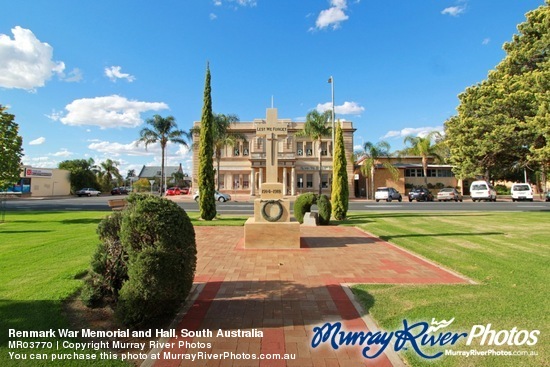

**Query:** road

left=3, top=195, right=550, bottom=214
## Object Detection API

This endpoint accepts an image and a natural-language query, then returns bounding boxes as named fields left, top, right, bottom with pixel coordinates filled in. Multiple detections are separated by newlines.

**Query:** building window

left=322, top=173, right=329, bottom=188
left=306, top=142, right=313, bottom=156
left=297, top=142, right=303, bottom=156
left=306, top=174, right=313, bottom=188
left=218, top=174, right=225, bottom=189
left=321, top=142, right=328, bottom=156
left=234, top=148, right=240, bottom=156
left=297, top=174, right=304, bottom=188
left=243, top=142, right=249, bottom=156
left=243, top=174, right=249, bottom=189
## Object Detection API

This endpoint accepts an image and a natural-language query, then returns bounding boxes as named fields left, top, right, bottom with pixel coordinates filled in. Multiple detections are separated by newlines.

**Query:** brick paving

left=147, top=226, right=470, bottom=367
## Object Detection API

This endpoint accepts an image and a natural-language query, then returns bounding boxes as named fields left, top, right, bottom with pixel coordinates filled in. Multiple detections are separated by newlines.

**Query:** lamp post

left=328, top=76, right=335, bottom=147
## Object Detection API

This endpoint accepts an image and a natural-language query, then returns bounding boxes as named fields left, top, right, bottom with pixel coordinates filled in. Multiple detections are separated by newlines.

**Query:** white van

left=511, top=183, right=533, bottom=202
left=470, top=181, right=497, bottom=202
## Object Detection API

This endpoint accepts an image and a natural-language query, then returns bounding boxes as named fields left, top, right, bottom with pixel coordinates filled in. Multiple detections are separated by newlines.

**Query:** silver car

left=437, top=188, right=463, bottom=202
left=193, top=190, right=231, bottom=202
left=76, top=188, right=101, bottom=197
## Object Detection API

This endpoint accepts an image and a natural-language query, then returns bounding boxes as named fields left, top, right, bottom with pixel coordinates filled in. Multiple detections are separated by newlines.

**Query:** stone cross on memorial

left=255, top=108, right=287, bottom=199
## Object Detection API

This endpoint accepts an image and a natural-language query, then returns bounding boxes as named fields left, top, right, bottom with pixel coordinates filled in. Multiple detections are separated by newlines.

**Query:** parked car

left=545, top=192, right=550, bottom=202
left=374, top=187, right=402, bottom=202
left=408, top=187, right=434, bottom=202
left=166, top=187, right=182, bottom=196
left=470, top=181, right=497, bottom=202
left=510, top=183, right=533, bottom=202
left=193, top=190, right=231, bottom=202
left=180, top=187, right=189, bottom=195
left=76, top=188, right=101, bottom=197
left=110, top=187, right=128, bottom=195
left=437, top=188, right=463, bottom=202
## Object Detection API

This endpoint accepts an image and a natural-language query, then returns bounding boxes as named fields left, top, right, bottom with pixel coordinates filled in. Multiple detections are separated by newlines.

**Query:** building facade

left=9, top=167, right=71, bottom=197
left=191, top=110, right=356, bottom=197
left=354, top=156, right=460, bottom=198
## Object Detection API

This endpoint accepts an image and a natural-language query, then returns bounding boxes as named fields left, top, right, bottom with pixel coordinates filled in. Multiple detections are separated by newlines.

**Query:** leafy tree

left=331, top=121, right=348, bottom=220
left=58, top=158, right=99, bottom=192
left=0, top=106, right=23, bottom=190
left=191, top=113, right=246, bottom=191
left=402, top=132, right=443, bottom=186
left=357, top=141, right=398, bottom=199
left=97, top=159, right=122, bottom=191
left=296, top=110, right=332, bottom=195
left=138, top=115, right=189, bottom=196
left=197, top=63, right=217, bottom=220
left=444, top=2, right=549, bottom=181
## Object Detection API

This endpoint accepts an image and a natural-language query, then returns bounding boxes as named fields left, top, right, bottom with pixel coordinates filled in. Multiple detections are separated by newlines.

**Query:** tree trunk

left=318, top=139, right=322, bottom=195
left=161, top=145, right=165, bottom=196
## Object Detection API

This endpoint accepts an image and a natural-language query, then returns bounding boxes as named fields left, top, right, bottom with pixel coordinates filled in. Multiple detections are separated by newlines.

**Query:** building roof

left=138, top=164, right=183, bottom=178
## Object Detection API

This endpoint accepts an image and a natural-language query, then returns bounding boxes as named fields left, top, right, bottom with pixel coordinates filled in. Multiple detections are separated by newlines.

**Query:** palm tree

left=296, top=110, right=332, bottom=195
left=191, top=113, right=246, bottom=191
left=402, top=132, right=443, bottom=186
left=358, top=141, right=399, bottom=199
left=98, top=159, right=122, bottom=189
left=138, top=115, right=189, bottom=196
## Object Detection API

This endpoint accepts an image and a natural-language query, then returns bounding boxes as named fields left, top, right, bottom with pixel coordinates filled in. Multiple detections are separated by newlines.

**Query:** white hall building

left=191, top=109, right=356, bottom=197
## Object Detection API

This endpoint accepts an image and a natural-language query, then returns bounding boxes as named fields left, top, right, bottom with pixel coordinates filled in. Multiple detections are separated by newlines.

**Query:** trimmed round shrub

left=293, top=192, right=317, bottom=224
left=116, top=194, right=196, bottom=327
left=81, top=210, right=127, bottom=307
left=317, top=194, right=332, bottom=225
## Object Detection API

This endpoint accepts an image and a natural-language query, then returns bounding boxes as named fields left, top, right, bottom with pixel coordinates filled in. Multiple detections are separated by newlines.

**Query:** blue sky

left=1, top=0, right=546, bottom=177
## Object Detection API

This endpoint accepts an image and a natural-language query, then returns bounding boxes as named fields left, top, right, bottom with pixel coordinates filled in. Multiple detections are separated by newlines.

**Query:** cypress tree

left=198, top=63, right=217, bottom=220
left=331, top=121, right=349, bottom=220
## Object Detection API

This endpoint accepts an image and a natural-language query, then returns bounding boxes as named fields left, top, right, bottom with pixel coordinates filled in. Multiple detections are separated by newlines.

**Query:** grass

left=1, top=210, right=547, bottom=366
left=0, top=210, right=246, bottom=367
left=345, top=211, right=549, bottom=367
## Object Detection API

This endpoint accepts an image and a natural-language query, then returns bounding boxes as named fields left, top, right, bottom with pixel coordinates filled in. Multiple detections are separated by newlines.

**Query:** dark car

left=545, top=192, right=550, bottom=202
left=408, top=187, right=434, bottom=202
left=110, top=187, right=128, bottom=195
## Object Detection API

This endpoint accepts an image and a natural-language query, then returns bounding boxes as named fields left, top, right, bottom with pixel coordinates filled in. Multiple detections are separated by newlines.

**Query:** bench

left=108, top=198, right=127, bottom=210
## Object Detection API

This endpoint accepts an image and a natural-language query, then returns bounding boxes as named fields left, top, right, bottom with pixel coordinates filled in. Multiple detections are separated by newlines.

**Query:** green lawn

left=346, top=212, right=549, bottom=367
left=1, top=210, right=547, bottom=367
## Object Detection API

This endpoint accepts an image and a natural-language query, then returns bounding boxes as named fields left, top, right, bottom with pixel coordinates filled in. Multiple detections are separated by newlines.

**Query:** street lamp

left=328, top=76, right=335, bottom=146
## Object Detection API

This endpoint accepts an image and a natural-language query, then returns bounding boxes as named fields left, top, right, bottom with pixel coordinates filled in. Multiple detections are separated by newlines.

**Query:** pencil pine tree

left=331, top=121, right=349, bottom=220
left=198, top=63, right=217, bottom=220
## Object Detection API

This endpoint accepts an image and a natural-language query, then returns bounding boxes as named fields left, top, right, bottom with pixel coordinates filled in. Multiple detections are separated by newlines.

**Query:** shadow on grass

left=379, top=232, right=504, bottom=241
left=350, top=287, right=376, bottom=314
left=60, top=218, right=103, bottom=225
left=0, top=230, right=53, bottom=234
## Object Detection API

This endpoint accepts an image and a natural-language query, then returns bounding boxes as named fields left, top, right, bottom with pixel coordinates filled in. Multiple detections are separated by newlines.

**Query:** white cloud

left=62, top=68, right=83, bottom=82
left=45, top=109, right=64, bottom=121
left=441, top=5, right=466, bottom=17
left=210, top=13, right=218, bottom=20
left=60, top=95, right=169, bottom=129
left=382, top=126, right=444, bottom=140
left=316, top=101, right=365, bottom=115
left=482, top=38, right=491, bottom=45
left=22, top=156, right=59, bottom=168
left=0, top=26, right=65, bottom=91
left=105, top=66, right=135, bottom=82
left=312, top=0, right=350, bottom=31
left=29, top=137, right=46, bottom=145
left=51, top=149, right=73, bottom=157
left=88, top=140, right=157, bottom=157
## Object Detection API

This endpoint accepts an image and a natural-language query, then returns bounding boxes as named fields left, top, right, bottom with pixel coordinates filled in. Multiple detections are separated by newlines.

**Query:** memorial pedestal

left=244, top=217, right=300, bottom=249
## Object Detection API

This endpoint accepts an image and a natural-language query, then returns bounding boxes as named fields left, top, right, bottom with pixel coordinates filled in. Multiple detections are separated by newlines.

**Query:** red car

left=166, top=187, right=181, bottom=196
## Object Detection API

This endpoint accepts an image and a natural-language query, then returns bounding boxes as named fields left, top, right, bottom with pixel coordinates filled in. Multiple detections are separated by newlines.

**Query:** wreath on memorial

left=260, top=200, right=284, bottom=222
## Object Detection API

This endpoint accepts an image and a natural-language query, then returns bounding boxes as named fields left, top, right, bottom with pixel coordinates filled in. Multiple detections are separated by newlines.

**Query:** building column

left=283, top=167, right=287, bottom=195
left=250, top=168, right=256, bottom=196
left=259, top=168, right=263, bottom=191
left=291, top=167, right=296, bottom=196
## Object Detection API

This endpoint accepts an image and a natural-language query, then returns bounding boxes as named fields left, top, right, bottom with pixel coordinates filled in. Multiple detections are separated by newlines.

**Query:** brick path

left=146, top=226, right=470, bottom=367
